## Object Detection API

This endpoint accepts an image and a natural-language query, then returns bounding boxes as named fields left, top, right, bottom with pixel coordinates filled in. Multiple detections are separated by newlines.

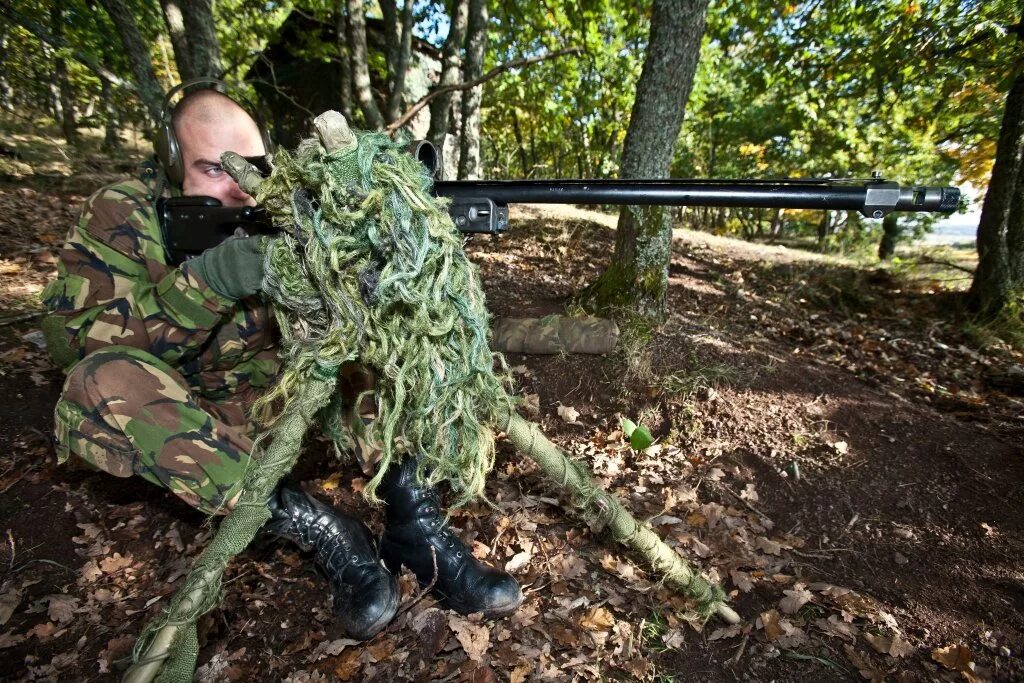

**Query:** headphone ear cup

left=154, top=122, right=184, bottom=186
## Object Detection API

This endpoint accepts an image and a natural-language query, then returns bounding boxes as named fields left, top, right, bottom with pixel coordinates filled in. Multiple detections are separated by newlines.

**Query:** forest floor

left=0, top=176, right=1022, bottom=682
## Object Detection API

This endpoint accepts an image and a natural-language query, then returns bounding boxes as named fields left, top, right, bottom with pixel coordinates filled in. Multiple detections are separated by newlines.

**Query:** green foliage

left=482, top=0, right=648, bottom=178
left=620, top=416, right=654, bottom=450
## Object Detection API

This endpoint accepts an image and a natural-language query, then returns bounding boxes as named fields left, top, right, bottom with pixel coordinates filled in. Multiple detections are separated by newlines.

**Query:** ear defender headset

left=153, top=77, right=274, bottom=187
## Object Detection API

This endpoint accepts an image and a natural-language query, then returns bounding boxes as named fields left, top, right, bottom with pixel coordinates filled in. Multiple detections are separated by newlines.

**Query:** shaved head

left=171, top=89, right=265, bottom=207
left=171, top=89, right=254, bottom=133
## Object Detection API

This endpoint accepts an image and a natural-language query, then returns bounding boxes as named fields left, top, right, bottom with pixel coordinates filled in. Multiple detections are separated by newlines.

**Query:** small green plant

left=641, top=609, right=671, bottom=652
left=658, top=360, right=739, bottom=399
left=621, top=417, right=654, bottom=451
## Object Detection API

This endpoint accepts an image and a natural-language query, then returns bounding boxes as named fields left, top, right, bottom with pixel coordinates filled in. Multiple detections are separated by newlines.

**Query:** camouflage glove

left=186, top=236, right=265, bottom=300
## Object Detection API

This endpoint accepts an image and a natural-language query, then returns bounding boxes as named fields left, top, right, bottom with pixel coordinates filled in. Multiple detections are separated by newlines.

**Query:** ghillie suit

left=126, top=113, right=736, bottom=683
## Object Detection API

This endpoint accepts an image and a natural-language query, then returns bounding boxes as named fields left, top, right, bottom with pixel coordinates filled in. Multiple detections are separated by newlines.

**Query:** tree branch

left=385, top=46, right=582, bottom=133
left=0, top=0, right=132, bottom=90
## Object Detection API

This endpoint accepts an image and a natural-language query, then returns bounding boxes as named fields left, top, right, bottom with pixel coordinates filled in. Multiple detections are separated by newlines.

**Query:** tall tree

left=50, top=0, right=78, bottom=145
left=458, top=0, right=488, bottom=180
left=427, top=0, right=468, bottom=149
left=968, top=70, right=1024, bottom=316
left=385, top=0, right=415, bottom=123
left=180, top=0, right=221, bottom=77
left=159, top=0, right=193, bottom=80
left=346, top=0, right=384, bottom=129
left=579, top=0, right=709, bottom=321
left=97, top=0, right=163, bottom=119
left=334, top=2, right=352, bottom=121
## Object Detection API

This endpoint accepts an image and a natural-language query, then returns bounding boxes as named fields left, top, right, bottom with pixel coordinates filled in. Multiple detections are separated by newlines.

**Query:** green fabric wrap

left=40, top=314, right=79, bottom=371
left=185, top=236, right=266, bottom=301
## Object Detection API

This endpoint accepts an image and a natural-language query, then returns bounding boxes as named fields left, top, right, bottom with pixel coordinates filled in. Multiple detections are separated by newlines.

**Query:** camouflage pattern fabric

left=54, top=345, right=256, bottom=514
left=40, top=170, right=280, bottom=399
left=40, top=164, right=281, bottom=513
left=492, top=315, right=619, bottom=355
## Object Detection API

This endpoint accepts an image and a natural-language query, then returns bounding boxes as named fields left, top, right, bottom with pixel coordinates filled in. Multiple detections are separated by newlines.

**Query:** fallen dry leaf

left=99, top=552, right=132, bottom=574
left=931, top=643, right=976, bottom=678
left=509, top=664, right=531, bottom=683
left=730, top=569, right=755, bottom=593
left=579, top=606, right=616, bottom=631
left=45, top=594, right=79, bottom=625
left=448, top=614, right=491, bottom=662
left=557, top=404, right=580, bottom=423
left=844, top=644, right=886, bottom=682
left=504, top=550, right=532, bottom=574
left=779, top=583, right=813, bottom=614
left=521, top=393, right=540, bottom=416
left=0, top=582, right=22, bottom=626
left=755, top=536, right=783, bottom=555
left=26, top=621, right=57, bottom=640
left=0, top=629, right=25, bottom=649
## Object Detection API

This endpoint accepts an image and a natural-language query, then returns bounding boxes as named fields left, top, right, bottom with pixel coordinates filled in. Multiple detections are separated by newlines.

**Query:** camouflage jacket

left=41, top=164, right=280, bottom=401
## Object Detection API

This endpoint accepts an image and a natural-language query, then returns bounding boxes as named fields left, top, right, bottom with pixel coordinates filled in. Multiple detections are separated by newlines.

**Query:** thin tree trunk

left=578, top=0, right=709, bottom=322
left=0, top=28, right=10, bottom=112
left=1008, top=159, right=1024, bottom=287
left=101, top=76, right=121, bottom=151
left=180, top=0, right=221, bottom=77
left=160, top=0, right=193, bottom=80
left=511, top=106, right=529, bottom=176
left=427, top=0, right=469, bottom=147
left=386, top=0, right=414, bottom=123
left=968, top=71, right=1024, bottom=316
left=97, top=0, right=164, bottom=120
left=335, top=4, right=352, bottom=121
left=380, top=0, right=401, bottom=87
left=878, top=213, right=900, bottom=259
left=817, top=210, right=830, bottom=249
left=458, top=0, right=488, bottom=180
left=346, top=0, right=384, bottom=129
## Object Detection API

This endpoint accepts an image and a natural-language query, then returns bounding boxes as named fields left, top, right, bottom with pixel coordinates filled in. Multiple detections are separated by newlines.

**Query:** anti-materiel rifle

left=158, top=142, right=960, bottom=265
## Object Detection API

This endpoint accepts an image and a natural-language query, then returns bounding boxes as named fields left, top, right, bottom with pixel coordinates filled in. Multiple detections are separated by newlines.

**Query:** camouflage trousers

left=53, top=345, right=380, bottom=515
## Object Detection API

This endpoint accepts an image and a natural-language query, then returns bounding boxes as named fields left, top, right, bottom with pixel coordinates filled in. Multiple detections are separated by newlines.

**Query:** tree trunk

left=427, top=0, right=469, bottom=147
left=577, top=0, right=709, bottom=322
left=0, top=28, right=10, bottom=112
left=817, top=210, right=831, bottom=250
left=346, top=0, right=384, bottom=129
left=380, top=0, right=401, bottom=87
left=98, top=0, right=164, bottom=120
left=511, top=106, right=529, bottom=176
left=878, top=213, right=900, bottom=260
left=160, top=0, right=193, bottom=80
left=386, top=0, right=414, bottom=123
left=180, top=0, right=221, bottom=77
left=51, top=1, right=78, bottom=146
left=334, top=4, right=352, bottom=121
left=101, top=76, right=122, bottom=151
left=457, top=0, right=488, bottom=180
left=968, top=71, right=1024, bottom=316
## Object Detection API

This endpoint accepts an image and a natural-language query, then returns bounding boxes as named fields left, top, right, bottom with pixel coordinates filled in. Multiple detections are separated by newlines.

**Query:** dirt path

left=0, top=193, right=1021, bottom=681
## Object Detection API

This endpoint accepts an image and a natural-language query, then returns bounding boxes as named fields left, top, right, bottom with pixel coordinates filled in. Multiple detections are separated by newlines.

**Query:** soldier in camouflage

left=41, top=86, right=521, bottom=640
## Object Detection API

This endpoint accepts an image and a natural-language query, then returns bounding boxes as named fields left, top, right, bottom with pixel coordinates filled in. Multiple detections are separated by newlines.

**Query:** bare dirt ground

left=0, top=186, right=1022, bottom=682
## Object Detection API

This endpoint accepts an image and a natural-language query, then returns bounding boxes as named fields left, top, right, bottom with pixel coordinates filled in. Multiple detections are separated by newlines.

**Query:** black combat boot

left=265, top=483, right=399, bottom=639
left=378, top=458, right=523, bottom=618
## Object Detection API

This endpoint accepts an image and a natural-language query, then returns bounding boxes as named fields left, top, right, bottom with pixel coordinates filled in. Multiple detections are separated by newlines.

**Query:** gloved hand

left=185, top=236, right=265, bottom=300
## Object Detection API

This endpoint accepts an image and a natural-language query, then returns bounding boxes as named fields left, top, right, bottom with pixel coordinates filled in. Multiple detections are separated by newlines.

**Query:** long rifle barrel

left=432, top=178, right=961, bottom=234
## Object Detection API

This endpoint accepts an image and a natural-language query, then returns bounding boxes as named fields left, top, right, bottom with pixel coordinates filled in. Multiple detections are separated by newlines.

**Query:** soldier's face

left=178, top=115, right=265, bottom=208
